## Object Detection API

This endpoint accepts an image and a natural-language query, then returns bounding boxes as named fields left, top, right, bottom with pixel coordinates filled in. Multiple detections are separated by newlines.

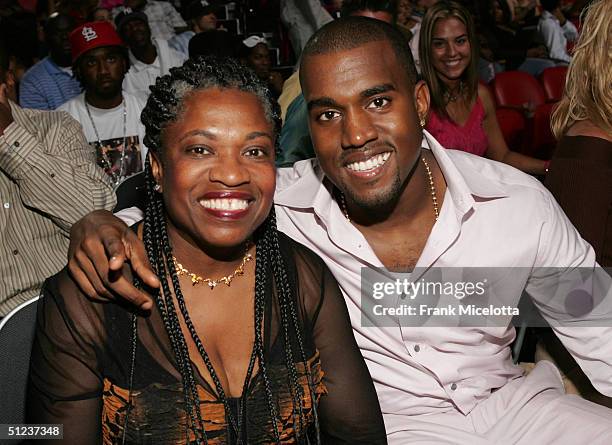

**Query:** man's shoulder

left=12, top=105, right=78, bottom=135
left=444, top=149, right=550, bottom=203
left=20, top=58, right=52, bottom=84
left=57, top=93, right=84, bottom=114
left=276, top=158, right=320, bottom=192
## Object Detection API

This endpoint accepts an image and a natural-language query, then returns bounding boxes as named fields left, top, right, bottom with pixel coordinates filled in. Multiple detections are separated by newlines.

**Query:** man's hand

left=68, top=210, right=159, bottom=310
left=0, top=82, right=15, bottom=136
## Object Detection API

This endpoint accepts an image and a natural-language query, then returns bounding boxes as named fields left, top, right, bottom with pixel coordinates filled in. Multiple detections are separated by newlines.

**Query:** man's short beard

left=342, top=167, right=404, bottom=214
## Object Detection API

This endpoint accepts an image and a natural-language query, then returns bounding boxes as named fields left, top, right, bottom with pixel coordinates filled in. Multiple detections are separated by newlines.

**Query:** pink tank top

left=426, top=98, right=489, bottom=157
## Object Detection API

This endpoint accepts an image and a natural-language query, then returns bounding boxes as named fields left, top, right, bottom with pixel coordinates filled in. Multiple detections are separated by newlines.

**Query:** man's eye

left=318, top=110, right=340, bottom=122
left=367, top=97, right=390, bottom=109
left=244, top=147, right=267, bottom=157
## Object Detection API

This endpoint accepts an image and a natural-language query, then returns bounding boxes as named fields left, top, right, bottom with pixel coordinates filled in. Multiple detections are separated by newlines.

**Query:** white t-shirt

left=123, top=38, right=187, bottom=97
left=59, top=91, right=148, bottom=183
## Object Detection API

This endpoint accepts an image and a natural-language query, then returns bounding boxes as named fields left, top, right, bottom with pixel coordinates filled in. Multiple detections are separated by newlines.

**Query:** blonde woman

left=546, top=0, right=612, bottom=267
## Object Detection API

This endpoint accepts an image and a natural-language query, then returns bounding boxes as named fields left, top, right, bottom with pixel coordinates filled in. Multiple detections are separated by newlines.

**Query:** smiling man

left=59, top=21, right=147, bottom=187
left=65, top=16, right=612, bottom=443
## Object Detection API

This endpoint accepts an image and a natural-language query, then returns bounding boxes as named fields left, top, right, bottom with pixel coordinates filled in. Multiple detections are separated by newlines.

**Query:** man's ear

left=149, top=152, right=163, bottom=192
left=414, top=80, right=431, bottom=123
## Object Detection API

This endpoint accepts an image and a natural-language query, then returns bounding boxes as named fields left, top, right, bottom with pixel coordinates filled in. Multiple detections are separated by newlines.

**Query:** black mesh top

left=26, top=232, right=387, bottom=444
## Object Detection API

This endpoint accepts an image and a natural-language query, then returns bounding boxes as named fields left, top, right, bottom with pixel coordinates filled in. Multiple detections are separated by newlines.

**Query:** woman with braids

left=420, top=1, right=548, bottom=175
left=26, top=57, right=386, bottom=444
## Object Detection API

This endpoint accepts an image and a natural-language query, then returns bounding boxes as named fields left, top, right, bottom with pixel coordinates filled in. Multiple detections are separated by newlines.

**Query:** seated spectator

left=479, top=0, right=555, bottom=76
left=239, top=35, right=284, bottom=98
left=19, top=13, right=82, bottom=110
left=397, top=0, right=423, bottom=71
left=546, top=0, right=611, bottom=267
left=169, top=2, right=221, bottom=57
left=0, top=40, right=115, bottom=317
left=59, top=21, right=148, bottom=187
left=92, top=7, right=114, bottom=24
left=114, top=0, right=187, bottom=41
left=280, top=0, right=333, bottom=59
left=538, top=0, right=578, bottom=63
left=115, top=8, right=186, bottom=96
left=420, top=1, right=547, bottom=174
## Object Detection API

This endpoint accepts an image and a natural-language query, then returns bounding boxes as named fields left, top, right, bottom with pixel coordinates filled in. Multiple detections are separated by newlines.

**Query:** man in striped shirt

left=0, top=43, right=116, bottom=317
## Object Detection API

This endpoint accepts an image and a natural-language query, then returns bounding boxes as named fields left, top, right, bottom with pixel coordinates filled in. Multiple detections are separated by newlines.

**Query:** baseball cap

left=69, top=21, right=124, bottom=63
left=186, top=2, right=220, bottom=20
left=114, top=7, right=148, bottom=33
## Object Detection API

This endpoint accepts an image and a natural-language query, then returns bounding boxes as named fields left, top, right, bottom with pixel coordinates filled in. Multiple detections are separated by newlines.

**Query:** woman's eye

left=318, top=110, right=340, bottom=122
left=456, top=37, right=467, bottom=45
left=188, top=146, right=212, bottom=155
left=367, top=97, right=390, bottom=109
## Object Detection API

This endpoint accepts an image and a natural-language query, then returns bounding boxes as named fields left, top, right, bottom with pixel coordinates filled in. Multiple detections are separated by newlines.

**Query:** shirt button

left=12, top=249, right=19, bottom=255
left=414, top=344, right=420, bottom=352
left=50, top=173, right=55, bottom=178
left=13, top=141, right=20, bottom=147
left=450, top=383, right=457, bottom=391
left=3, top=202, right=9, bottom=209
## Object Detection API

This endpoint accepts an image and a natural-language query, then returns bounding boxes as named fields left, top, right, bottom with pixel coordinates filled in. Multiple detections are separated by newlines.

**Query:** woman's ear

left=149, top=152, right=163, bottom=192
left=414, top=79, right=431, bottom=123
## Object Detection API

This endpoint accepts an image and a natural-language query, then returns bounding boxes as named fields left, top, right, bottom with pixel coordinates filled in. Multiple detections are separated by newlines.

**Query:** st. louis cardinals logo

left=82, top=26, right=98, bottom=42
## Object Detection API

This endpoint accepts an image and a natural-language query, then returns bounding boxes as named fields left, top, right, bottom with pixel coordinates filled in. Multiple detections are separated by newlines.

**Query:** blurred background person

left=19, top=12, right=81, bottom=109
left=538, top=0, right=578, bottom=64
left=115, top=7, right=186, bottom=97
left=113, top=0, right=187, bottom=41
left=169, top=1, right=221, bottom=57
left=420, top=1, right=548, bottom=175
left=239, top=35, right=284, bottom=98
left=59, top=21, right=147, bottom=187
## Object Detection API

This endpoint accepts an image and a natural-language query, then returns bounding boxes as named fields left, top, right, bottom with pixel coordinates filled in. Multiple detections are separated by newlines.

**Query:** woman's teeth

left=346, top=152, right=391, bottom=172
left=199, top=198, right=249, bottom=211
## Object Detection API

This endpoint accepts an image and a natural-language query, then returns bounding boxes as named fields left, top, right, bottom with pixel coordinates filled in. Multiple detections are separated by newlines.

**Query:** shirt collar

left=128, top=42, right=161, bottom=72
left=43, top=57, right=70, bottom=76
left=541, top=10, right=555, bottom=21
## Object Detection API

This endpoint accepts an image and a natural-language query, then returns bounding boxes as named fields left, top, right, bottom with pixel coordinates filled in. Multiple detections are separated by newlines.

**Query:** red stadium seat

left=531, top=102, right=557, bottom=159
left=539, top=66, right=568, bottom=102
left=491, top=72, right=554, bottom=156
left=496, top=108, right=526, bottom=152
left=491, top=71, right=546, bottom=108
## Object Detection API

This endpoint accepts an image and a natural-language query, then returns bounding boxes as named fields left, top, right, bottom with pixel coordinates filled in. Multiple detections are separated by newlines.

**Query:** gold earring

left=419, top=115, right=426, bottom=128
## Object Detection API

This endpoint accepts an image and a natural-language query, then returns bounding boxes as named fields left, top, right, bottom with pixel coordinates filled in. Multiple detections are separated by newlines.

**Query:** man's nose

left=341, top=108, right=378, bottom=149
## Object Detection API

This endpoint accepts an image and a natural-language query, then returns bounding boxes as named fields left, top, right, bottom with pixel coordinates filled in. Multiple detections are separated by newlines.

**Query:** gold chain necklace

left=340, top=156, right=439, bottom=222
left=172, top=243, right=253, bottom=289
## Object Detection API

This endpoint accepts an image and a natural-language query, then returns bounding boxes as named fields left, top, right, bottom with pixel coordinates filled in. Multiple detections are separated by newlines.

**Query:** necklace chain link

left=172, top=243, right=253, bottom=289
left=85, top=97, right=128, bottom=187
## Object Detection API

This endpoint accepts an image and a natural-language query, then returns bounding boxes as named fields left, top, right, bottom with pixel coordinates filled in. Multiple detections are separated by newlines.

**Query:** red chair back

left=496, top=108, right=526, bottom=152
left=539, top=66, right=568, bottom=102
left=491, top=71, right=546, bottom=108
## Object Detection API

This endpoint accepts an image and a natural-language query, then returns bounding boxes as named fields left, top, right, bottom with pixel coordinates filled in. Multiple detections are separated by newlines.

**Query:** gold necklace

left=340, top=156, right=439, bottom=222
left=172, top=243, right=253, bottom=289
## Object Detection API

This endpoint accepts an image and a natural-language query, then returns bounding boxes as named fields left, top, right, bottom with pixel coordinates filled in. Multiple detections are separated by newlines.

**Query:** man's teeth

left=346, top=152, right=391, bottom=172
left=199, top=198, right=249, bottom=211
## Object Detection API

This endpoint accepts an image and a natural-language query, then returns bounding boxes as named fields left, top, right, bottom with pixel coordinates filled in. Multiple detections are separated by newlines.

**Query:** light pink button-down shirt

left=274, top=132, right=612, bottom=430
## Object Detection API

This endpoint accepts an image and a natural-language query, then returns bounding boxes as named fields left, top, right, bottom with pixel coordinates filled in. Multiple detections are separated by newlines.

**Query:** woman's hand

left=68, top=210, right=158, bottom=309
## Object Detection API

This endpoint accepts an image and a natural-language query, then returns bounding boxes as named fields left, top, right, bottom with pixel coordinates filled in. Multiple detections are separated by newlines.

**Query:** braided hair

left=132, top=56, right=320, bottom=444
